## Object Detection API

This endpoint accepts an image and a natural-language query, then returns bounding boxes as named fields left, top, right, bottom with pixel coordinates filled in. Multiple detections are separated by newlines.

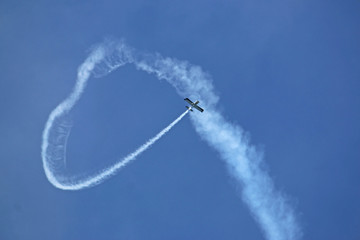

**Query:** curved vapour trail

left=41, top=44, right=189, bottom=190
left=41, top=40, right=301, bottom=240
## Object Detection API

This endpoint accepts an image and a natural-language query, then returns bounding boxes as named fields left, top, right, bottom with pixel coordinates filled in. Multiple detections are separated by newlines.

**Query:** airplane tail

left=186, top=106, right=193, bottom=111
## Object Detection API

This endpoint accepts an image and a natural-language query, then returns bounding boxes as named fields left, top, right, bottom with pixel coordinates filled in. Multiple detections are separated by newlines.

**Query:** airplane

left=184, top=98, right=204, bottom=112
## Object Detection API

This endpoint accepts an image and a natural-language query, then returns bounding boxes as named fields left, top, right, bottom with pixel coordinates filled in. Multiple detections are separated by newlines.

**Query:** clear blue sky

left=1, top=0, right=359, bottom=239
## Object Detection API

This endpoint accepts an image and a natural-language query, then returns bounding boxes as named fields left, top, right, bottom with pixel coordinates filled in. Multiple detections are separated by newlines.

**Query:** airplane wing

left=193, top=105, right=204, bottom=112
left=184, top=98, right=194, bottom=104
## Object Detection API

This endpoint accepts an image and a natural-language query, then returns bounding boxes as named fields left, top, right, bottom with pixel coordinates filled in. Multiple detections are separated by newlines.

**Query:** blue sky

left=1, top=0, right=359, bottom=239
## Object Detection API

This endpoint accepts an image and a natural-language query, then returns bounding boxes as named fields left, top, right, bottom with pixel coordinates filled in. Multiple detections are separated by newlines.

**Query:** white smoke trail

left=43, top=109, right=188, bottom=190
left=41, top=40, right=302, bottom=239
left=41, top=43, right=188, bottom=190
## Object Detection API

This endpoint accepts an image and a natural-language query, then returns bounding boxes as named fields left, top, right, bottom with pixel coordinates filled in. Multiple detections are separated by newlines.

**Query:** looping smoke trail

left=42, top=40, right=302, bottom=240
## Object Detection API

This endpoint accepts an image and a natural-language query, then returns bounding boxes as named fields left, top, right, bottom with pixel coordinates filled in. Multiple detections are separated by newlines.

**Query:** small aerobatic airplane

left=184, top=98, right=204, bottom=112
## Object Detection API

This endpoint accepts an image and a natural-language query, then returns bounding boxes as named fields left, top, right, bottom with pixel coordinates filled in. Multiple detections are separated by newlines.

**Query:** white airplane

left=184, top=98, right=204, bottom=112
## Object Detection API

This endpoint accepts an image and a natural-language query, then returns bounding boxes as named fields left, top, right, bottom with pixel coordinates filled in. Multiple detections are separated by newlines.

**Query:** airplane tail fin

left=186, top=106, right=193, bottom=111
